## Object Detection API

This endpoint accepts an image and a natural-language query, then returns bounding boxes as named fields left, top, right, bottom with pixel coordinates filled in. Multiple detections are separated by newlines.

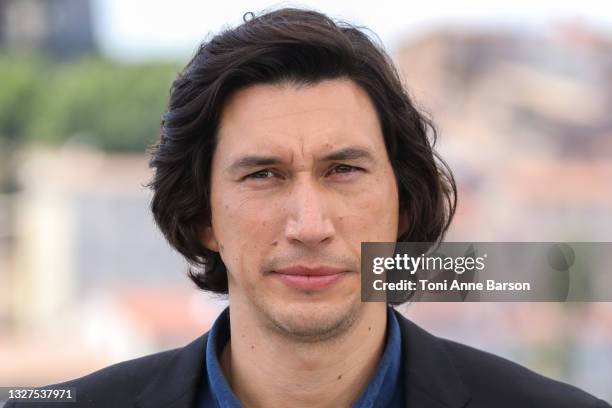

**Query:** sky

left=91, top=0, right=612, bottom=61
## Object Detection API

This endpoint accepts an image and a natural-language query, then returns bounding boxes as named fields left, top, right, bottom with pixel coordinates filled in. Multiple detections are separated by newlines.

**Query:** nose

left=284, top=176, right=335, bottom=247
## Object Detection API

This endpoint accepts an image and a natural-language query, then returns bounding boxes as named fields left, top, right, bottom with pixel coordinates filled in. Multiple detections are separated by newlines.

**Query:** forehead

left=215, top=79, right=384, bottom=157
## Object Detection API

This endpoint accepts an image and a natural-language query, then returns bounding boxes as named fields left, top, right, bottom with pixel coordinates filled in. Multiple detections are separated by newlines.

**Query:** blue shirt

left=197, top=306, right=404, bottom=408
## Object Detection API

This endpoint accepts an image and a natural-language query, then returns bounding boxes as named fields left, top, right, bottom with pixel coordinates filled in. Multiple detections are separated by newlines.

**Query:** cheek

left=229, top=199, right=283, bottom=234
left=341, top=176, right=399, bottom=241
left=212, top=195, right=283, bottom=272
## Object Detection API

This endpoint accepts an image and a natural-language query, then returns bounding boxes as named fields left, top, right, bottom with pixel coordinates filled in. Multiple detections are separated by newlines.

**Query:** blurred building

left=3, top=146, right=226, bottom=385
left=0, top=0, right=95, bottom=58
left=396, top=24, right=612, bottom=241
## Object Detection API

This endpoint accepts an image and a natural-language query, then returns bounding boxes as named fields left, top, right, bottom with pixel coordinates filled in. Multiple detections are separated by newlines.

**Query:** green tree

left=0, top=55, right=181, bottom=152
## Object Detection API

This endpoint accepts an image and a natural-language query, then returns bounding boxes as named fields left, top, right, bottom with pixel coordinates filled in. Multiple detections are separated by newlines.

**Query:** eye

left=328, top=164, right=362, bottom=176
left=244, top=169, right=277, bottom=180
left=332, top=164, right=356, bottom=173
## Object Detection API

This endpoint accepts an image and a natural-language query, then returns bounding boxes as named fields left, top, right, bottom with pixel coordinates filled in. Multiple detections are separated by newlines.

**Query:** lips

left=273, top=265, right=348, bottom=290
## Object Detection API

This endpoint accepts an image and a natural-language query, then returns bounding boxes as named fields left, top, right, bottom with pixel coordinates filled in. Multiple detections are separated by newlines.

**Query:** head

left=149, top=8, right=456, bottom=340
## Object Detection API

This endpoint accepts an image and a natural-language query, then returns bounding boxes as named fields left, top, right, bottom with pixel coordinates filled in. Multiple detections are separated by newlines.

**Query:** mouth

left=272, top=265, right=349, bottom=291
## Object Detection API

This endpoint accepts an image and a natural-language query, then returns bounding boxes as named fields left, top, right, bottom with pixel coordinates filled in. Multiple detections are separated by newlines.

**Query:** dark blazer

left=5, top=310, right=611, bottom=408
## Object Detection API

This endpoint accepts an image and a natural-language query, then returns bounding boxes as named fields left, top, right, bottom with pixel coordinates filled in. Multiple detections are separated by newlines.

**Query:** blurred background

left=1, top=0, right=611, bottom=403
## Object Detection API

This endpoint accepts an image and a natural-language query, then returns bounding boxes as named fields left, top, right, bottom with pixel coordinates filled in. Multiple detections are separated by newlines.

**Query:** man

left=7, top=8, right=610, bottom=408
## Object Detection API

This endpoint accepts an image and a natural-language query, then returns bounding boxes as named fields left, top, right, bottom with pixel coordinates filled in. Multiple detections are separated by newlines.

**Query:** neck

left=221, top=300, right=388, bottom=408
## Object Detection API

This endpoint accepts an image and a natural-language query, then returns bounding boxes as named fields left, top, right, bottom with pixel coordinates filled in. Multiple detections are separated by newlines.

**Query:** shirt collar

left=352, top=306, right=403, bottom=408
left=204, top=307, right=242, bottom=407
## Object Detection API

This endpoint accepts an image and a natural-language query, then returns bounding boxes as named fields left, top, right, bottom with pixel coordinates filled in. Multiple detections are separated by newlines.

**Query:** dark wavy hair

left=148, top=7, right=457, bottom=295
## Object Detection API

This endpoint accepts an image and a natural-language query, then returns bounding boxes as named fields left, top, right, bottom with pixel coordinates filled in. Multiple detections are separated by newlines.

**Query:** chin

left=259, top=293, right=364, bottom=342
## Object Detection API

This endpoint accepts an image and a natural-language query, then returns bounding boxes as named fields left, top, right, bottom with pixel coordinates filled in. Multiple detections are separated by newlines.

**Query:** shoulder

left=68, top=347, right=182, bottom=401
left=440, top=337, right=610, bottom=408
left=5, top=332, right=209, bottom=408
left=4, top=348, right=179, bottom=408
left=393, top=311, right=610, bottom=408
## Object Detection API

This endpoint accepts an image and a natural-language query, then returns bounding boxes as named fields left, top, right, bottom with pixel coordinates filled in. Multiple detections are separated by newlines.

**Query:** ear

left=397, top=209, right=409, bottom=240
left=200, top=225, right=220, bottom=252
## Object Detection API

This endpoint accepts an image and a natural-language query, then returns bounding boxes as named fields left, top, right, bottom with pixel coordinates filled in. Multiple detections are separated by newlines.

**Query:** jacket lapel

left=394, top=309, right=471, bottom=408
left=134, top=333, right=209, bottom=408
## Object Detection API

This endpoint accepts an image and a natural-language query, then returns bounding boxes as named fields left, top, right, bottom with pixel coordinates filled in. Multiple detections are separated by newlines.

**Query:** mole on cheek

left=271, top=241, right=278, bottom=247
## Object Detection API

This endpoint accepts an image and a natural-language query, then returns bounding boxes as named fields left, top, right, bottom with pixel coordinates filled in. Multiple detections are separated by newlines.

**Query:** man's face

left=202, top=79, right=402, bottom=340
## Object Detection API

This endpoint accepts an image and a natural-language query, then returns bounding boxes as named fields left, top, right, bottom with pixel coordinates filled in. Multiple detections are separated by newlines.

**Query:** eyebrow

left=226, top=146, right=375, bottom=174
